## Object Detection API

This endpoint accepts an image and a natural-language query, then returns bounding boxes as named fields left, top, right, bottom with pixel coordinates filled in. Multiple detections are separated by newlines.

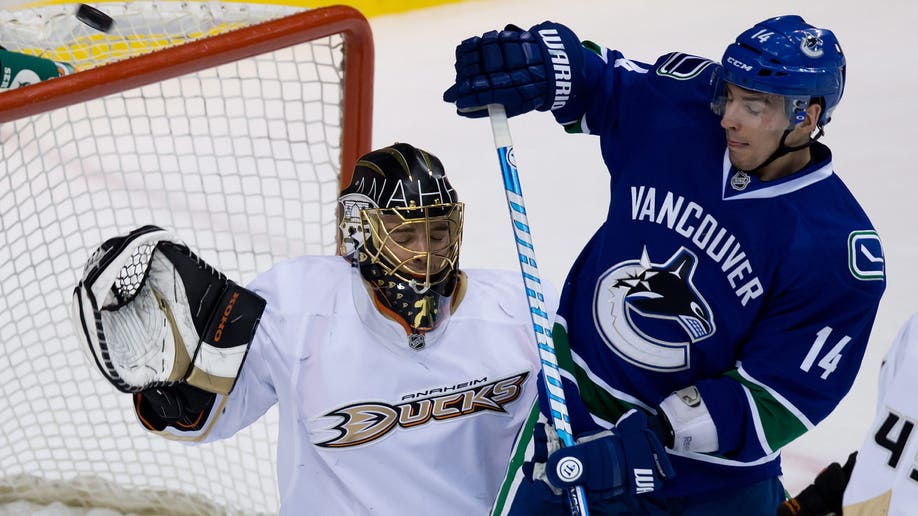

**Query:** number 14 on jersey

left=800, top=326, right=851, bottom=380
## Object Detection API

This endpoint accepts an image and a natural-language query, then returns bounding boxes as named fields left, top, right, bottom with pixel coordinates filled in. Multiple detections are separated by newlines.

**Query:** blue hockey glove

left=443, top=21, right=584, bottom=118
left=545, top=410, right=675, bottom=499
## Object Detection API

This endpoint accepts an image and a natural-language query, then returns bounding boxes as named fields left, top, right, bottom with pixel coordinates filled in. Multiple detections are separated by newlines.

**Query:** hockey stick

left=487, top=104, right=589, bottom=516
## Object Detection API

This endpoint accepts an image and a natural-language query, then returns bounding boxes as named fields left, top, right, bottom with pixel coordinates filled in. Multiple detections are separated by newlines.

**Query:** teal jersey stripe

left=724, top=369, right=809, bottom=452
left=553, top=322, right=635, bottom=424
left=491, top=400, right=541, bottom=516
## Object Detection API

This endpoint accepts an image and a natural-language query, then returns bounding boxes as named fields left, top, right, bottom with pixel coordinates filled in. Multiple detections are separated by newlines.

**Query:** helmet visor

left=711, top=67, right=812, bottom=127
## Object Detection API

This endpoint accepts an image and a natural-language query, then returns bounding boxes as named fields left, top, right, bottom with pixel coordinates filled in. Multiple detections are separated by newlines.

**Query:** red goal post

left=0, top=2, right=372, bottom=514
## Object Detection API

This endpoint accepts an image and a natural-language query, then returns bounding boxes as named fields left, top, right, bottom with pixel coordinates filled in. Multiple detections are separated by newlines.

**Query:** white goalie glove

left=71, top=225, right=266, bottom=396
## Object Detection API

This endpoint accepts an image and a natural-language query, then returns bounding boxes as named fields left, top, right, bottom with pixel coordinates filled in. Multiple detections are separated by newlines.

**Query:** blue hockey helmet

left=717, top=15, right=845, bottom=127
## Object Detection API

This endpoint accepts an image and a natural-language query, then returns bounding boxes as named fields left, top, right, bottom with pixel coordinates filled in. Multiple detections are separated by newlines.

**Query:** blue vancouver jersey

left=546, top=47, right=886, bottom=497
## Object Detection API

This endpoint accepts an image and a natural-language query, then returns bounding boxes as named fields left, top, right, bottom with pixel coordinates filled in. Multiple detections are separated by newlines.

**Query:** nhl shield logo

left=730, top=171, right=751, bottom=191
left=408, top=333, right=426, bottom=350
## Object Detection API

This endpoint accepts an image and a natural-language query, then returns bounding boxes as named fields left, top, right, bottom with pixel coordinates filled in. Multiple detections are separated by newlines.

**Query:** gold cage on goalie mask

left=360, top=203, right=463, bottom=294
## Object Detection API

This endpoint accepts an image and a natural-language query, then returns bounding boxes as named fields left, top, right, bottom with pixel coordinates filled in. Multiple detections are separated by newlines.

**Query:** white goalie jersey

left=155, top=255, right=548, bottom=515
left=843, top=312, right=918, bottom=516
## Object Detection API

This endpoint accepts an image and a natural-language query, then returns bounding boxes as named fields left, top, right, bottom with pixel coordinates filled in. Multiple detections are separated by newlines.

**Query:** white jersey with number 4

left=163, top=255, right=547, bottom=515
left=844, top=313, right=918, bottom=516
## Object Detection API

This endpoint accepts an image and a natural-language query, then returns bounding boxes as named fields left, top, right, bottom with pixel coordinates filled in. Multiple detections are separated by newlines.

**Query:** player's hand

left=777, top=452, right=856, bottom=516
left=443, top=21, right=584, bottom=118
left=134, top=383, right=217, bottom=432
left=545, top=409, right=675, bottom=499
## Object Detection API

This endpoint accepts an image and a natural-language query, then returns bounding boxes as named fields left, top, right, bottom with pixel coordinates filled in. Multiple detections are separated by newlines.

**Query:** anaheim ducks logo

left=314, top=372, right=529, bottom=448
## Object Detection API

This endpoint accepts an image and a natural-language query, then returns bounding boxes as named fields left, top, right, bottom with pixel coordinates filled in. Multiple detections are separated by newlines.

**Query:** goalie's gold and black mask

left=338, top=143, right=464, bottom=348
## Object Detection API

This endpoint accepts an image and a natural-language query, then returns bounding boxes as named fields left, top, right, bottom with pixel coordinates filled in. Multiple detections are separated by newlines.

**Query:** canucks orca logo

left=593, top=246, right=715, bottom=372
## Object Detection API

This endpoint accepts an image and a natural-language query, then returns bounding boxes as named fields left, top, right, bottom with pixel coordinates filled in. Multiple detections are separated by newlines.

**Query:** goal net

left=0, top=1, right=373, bottom=514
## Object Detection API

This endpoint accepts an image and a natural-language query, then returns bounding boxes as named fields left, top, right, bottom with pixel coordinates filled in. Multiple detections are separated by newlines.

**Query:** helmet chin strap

left=745, top=125, right=824, bottom=174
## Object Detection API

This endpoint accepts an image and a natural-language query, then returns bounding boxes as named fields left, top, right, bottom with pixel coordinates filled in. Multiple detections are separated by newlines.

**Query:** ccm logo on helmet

left=726, top=56, right=753, bottom=72
left=213, top=292, right=240, bottom=343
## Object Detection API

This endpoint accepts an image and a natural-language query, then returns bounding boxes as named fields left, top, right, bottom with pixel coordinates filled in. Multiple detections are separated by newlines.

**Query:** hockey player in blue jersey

left=444, top=15, right=886, bottom=515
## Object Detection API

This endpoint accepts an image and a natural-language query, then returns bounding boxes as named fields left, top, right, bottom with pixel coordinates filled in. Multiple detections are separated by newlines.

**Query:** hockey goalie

left=69, top=143, right=548, bottom=515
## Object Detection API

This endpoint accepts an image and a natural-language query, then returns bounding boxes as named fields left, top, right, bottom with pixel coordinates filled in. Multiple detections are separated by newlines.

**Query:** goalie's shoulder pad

left=72, top=225, right=265, bottom=395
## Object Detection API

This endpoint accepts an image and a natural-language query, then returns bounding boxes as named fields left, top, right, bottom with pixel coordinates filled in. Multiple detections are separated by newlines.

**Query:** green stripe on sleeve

left=552, top=323, right=633, bottom=424
left=723, top=369, right=809, bottom=452
left=491, top=400, right=540, bottom=516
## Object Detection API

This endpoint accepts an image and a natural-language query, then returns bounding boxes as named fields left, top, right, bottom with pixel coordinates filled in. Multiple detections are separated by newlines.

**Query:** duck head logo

left=593, top=246, right=715, bottom=372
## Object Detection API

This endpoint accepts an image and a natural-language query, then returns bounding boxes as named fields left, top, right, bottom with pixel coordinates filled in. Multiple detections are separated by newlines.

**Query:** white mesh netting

left=0, top=2, right=362, bottom=514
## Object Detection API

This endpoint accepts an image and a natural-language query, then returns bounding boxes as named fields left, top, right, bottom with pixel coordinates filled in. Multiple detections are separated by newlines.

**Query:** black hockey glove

left=777, top=451, right=857, bottom=516
left=443, top=21, right=584, bottom=118
left=533, top=409, right=674, bottom=504
left=72, top=225, right=265, bottom=395
left=134, top=383, right=217, bottom=432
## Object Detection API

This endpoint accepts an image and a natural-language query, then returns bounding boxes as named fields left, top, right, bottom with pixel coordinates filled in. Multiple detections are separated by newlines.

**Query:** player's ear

left=798, top=102, right=822, bottom=133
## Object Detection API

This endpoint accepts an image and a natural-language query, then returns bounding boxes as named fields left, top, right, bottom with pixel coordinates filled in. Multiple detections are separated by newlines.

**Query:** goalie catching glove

left=72, top=225, right=265, bottom=396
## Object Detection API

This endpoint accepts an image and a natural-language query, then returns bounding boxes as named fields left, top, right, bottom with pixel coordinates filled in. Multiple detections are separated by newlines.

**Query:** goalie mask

left=338, top=143, right=464, bottom=348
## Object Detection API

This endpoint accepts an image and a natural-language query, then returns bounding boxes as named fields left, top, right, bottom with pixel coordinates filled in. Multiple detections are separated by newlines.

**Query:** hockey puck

left=75, top=4, right=114, bottom=33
